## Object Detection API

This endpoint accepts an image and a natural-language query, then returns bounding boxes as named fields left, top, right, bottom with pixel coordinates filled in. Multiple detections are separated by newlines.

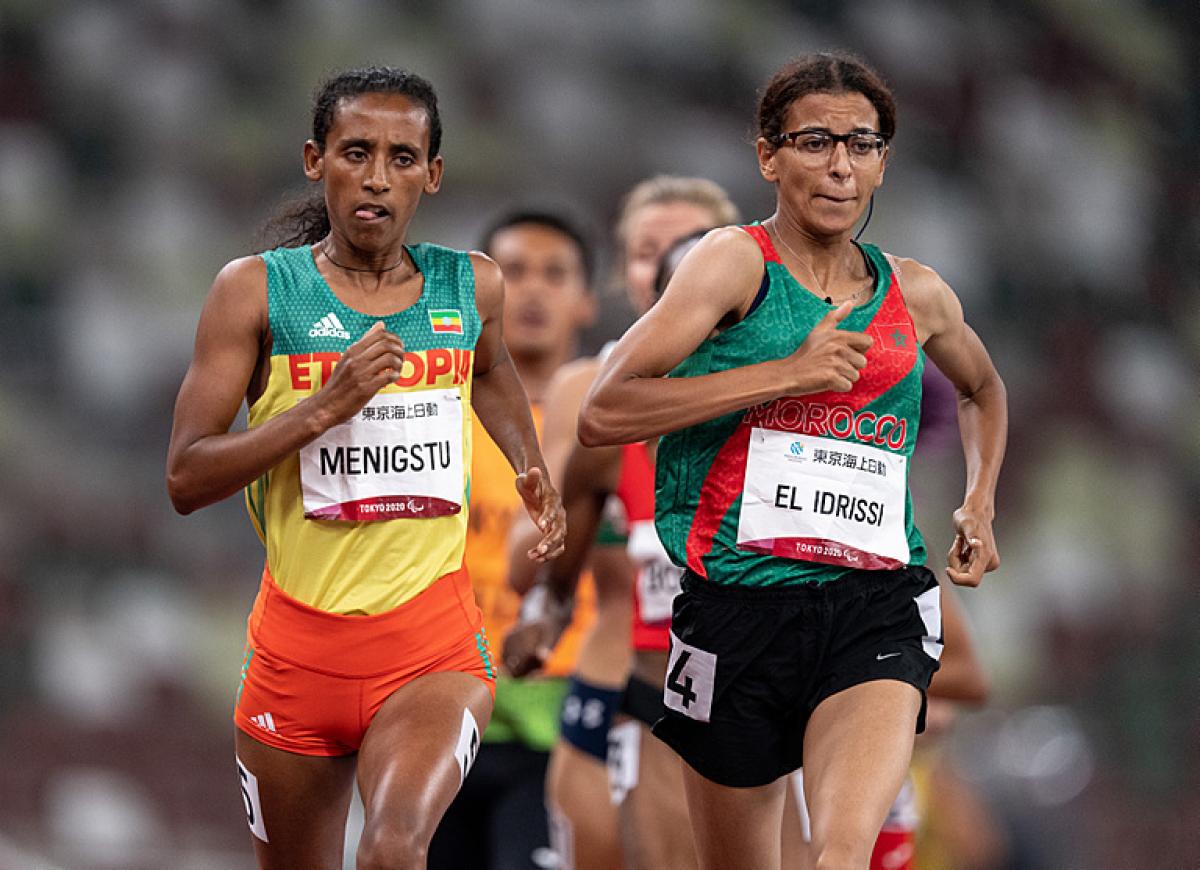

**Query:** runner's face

left=624, top=201, right=716, bottom=315
left=490, top=224, right=593, bottom=361
left=757, top=91, right=887, bottom=240
left=304, top=92, right=443, bottom=252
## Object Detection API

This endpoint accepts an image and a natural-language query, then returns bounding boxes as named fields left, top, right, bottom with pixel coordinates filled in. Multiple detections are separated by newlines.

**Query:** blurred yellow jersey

left=467, top=407, right=595, bottom=677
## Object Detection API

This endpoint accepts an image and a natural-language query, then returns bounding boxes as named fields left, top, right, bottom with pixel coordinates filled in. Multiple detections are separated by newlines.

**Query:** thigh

left=234, top=727, right=356, bottom=870
left=355, top=671, right=494, bottom=860
left=623, top=721, right=698, bottom=870
left=680, top=762, right=786, bottom=870
left=802, top=680, right=921, bottom=867
left=546, top=740, right=623, bottom=870
left=780, top=770, right=814, bottom=870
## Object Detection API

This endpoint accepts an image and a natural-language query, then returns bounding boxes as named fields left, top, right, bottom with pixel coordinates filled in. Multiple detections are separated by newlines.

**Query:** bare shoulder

left=205, top=255, right=268, bottom=324
left=468, top=250, right=504, bottom=311
left=689, top=225, right=763, bottom=270
left=537, top=355, right=599, bottom=473
left=468, top=249, right=501, bottom=281
left=889, top=254, right=962, bottom=343
left=214, top=254, right=267, bottom=294
left=657, top=225, right=764, bottom=320
left=546, top=355, right=601, bottom=408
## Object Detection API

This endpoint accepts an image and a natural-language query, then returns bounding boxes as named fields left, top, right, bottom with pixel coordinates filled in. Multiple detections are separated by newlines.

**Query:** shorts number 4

left=663, top=631, right=717, bottom=722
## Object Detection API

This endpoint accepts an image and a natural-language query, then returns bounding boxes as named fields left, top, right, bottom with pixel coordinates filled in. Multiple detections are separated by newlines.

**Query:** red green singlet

left=655, top=224, right=927, bottom=587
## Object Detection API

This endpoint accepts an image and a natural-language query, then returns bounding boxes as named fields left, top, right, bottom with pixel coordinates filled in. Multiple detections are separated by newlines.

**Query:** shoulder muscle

left=469, top=251, right=504, bottom=321
left=891, top=255, right=961, bottom=345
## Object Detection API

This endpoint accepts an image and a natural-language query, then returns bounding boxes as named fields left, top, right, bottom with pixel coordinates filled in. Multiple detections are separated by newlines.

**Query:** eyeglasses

left=772, top=129, right=889, bottom=164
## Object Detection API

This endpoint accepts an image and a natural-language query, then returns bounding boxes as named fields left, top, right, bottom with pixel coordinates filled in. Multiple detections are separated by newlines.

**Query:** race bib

left=627, top=520, right=683, bottom=624
left=606, top=720, right=641, bottom=805
left=299, top=389, right=464, bottom=521
left=736, top=428, right=909, bottom=569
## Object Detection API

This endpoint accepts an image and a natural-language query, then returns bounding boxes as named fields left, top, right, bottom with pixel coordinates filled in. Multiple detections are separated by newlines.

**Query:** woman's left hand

left=946, top=506, right=999, bottom=587
left=515, top=467, right=566, bottom=562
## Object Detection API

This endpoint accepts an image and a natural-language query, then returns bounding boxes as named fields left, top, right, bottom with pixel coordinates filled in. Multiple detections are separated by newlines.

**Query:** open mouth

left=354, top=204, right=390, bottom=221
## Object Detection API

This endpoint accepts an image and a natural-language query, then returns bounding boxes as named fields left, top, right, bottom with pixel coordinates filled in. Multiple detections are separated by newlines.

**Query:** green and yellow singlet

left=245, top=243, right=482, bottom=614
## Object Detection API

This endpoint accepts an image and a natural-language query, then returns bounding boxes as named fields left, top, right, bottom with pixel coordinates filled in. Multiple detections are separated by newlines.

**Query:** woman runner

left=579, top=52, right=1007, bottom=870
left=166, top=66, right=564, bottom=869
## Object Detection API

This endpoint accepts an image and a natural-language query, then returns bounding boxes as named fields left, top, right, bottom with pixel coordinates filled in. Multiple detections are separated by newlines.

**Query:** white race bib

left=627, top=520, right=683, bottom=624
left=736, top=428, right=909, bottom=569
left=299, top=389, right=464, bottom=521
left=606, top=720, right=641, bottom=805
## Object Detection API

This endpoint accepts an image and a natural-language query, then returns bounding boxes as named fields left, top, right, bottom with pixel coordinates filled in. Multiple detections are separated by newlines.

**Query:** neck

left=768, top=212, right=866, bottom=300
left=511, top=344, right=575, bottom=403
left=320, top=235, right=411, bottom=275
left=770, top=211, right=847, bottom=262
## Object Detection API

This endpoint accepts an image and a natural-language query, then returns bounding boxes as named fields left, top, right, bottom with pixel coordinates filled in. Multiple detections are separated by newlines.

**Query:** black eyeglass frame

left=770, top=128, right=891, bottom=157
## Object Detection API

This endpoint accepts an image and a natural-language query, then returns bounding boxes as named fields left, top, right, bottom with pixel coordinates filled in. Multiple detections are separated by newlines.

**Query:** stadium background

left=0, top=1, right=1196, bottom=867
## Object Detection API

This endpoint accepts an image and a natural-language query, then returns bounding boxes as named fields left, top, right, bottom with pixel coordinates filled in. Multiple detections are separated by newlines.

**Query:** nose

left=828, top=141, right=853, bottom=178
left=364, top=154, right=391, bottom=193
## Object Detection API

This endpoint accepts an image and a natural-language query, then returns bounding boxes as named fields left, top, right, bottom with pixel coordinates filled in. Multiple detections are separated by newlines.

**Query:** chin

left=812, top=217, right=859, bottom=238
left=506, top=337, right=549, bottom=358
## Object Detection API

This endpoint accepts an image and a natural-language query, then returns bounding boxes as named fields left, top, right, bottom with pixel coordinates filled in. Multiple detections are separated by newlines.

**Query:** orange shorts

left=234, top=564, right=496, bottom=756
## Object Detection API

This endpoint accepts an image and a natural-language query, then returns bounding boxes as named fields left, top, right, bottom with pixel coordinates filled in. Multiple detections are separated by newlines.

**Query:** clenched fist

left=312, top=321, right=407, bottom=428
left=782, top=302, right=874, bottom=395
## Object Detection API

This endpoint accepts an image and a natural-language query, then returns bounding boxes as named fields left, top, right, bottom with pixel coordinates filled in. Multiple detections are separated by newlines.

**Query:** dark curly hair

left=757, top=52, right=897, bottom=147
left=262, top=66, right=442, bottom=248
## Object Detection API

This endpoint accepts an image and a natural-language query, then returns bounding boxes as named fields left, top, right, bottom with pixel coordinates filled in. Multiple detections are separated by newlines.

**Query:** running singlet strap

left=654, top=223, right=927, bottom=587
left=244, top=243, right=482, bottom=614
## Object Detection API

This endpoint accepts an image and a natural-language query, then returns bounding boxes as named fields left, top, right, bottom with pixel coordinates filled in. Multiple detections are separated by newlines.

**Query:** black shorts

left=652, top=565, right=942, bottom=788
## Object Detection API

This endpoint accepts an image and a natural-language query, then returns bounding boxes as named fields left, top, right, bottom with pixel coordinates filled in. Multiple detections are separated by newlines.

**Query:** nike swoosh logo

left=876, top=652, right=902, bottom=660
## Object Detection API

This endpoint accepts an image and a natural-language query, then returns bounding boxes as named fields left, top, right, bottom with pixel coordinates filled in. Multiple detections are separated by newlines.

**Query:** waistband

left=681, top=564, right=931, bottom=605
left=249, top=563, right=479, bottom=678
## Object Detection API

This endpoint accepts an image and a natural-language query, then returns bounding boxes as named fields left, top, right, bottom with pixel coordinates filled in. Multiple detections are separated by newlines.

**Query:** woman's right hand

left=780, top=301, right=874, bottom=395
left=312, top=321, right=408, bottom=428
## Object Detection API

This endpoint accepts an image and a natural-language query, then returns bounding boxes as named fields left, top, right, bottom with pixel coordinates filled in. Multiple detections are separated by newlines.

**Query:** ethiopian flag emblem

left=429, top=309, right=463, bottom=334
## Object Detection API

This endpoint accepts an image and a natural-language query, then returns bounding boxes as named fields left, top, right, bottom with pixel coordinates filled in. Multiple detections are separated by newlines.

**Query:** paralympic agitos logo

left=747, top=399, right=908, bottom=449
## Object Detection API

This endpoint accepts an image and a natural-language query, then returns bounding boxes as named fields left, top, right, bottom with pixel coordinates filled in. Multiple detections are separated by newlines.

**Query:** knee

left=812, top=840, right=873, bottom=870
left=356, top=819, right=429, bottom=870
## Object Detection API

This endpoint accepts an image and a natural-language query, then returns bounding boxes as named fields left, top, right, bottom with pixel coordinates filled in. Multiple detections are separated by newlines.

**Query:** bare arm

left=503, top=431, right=622, bottom=676
left=898, top=257, right=1008, bottom=587
left=507, top=358, right=600, bottom=594
left=165, top=257, right=407, bottom=513
left=578, top=228, right=873, bottom=447
left=469, top=252, right=565, bottom=561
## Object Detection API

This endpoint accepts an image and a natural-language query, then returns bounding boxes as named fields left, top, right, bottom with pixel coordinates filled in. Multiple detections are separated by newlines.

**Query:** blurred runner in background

left=506, top=177, right=738, bottom=869
left=429, top=210, right=599, bottom=870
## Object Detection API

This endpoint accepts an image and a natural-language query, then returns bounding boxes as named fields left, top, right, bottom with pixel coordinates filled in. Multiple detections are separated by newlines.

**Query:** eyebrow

left=337, top=137, right=422, bottom=156
left=795, top=125, right=879, bottom=135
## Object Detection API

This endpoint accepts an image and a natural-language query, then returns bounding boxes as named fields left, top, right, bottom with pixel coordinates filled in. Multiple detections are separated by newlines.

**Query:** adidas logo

left=309, top=312, right=351, bottom=340
left=250, top=712, right=278, bottom=733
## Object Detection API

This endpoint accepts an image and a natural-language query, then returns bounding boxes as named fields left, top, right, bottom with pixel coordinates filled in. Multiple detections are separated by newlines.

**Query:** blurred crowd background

left=1, top=1, right=1197, bottom=868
